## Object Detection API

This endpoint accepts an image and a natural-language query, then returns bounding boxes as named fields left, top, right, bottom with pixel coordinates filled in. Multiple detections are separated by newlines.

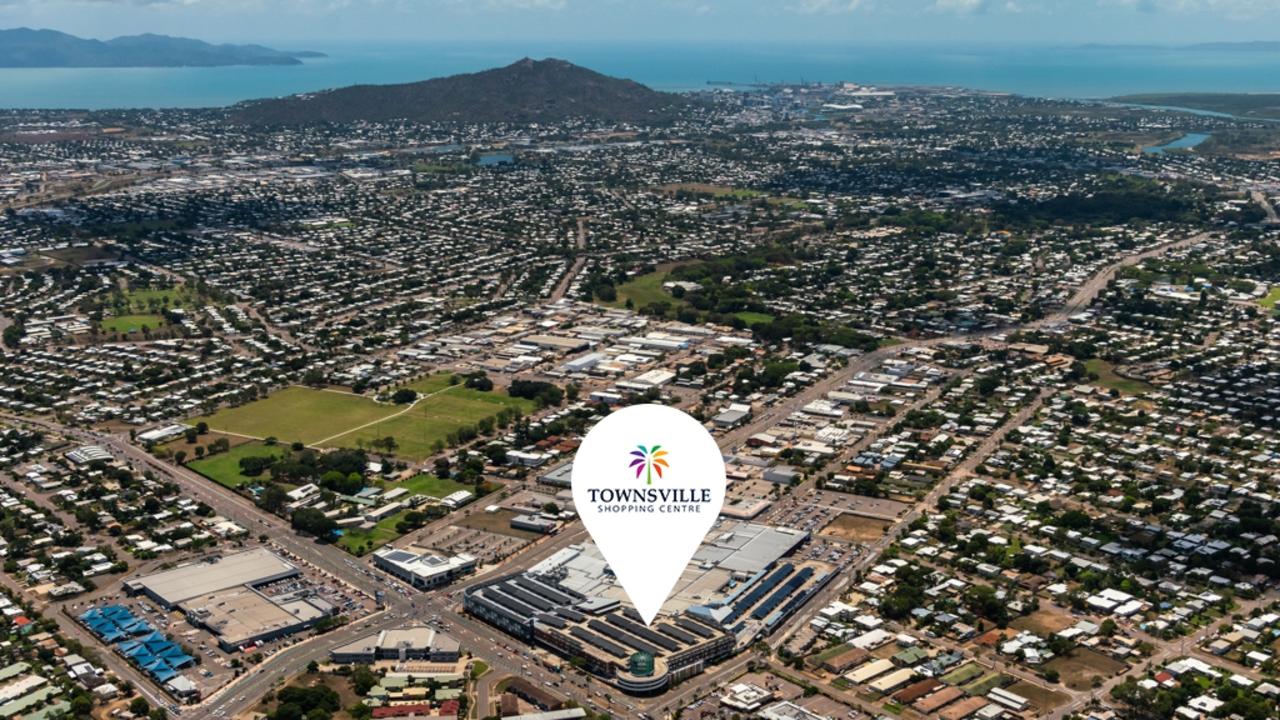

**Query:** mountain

left=233, top=58, right=691, bottom=126
left=1081, top=41, right=1280, bottom=52
left=0, top=28, right=323, bottom=68
left=1186, top=41, right=1280, bottom=52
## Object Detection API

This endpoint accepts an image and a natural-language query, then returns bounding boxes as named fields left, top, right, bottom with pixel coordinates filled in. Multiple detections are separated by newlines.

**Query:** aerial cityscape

left=2, top=2, right=1280, bottom=720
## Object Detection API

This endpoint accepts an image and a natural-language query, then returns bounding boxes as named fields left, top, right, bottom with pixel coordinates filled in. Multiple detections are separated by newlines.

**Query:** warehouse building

left=122, top=548, right=333, bottom=652
left=184, top=586, right=334, bottom=652
left=123, top=548, right=299, bottom=609
left=538, top=462, right=573, bottom=488
left=511, top=514, right=558, bottom=534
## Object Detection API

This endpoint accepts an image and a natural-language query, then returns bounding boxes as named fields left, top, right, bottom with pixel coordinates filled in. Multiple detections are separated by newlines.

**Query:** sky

left=0, top=0, right=1278, bottom=46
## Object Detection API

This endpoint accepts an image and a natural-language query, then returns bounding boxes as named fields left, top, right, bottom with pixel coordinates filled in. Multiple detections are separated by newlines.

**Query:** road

left=548, top=217, right=589, bottom=303
left=1252, top=190, right=1280, bottom=225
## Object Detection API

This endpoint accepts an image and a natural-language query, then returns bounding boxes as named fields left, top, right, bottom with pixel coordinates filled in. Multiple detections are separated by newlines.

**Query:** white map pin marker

left=572, top=404, right=725, bottom=625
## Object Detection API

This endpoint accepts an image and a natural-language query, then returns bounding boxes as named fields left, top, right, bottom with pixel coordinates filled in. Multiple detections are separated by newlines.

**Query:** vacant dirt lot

left=1044, top=648, right=1127, bottom=691
left=1010, top=609, right=1077, bottom=635
left=820, top=513, right=890, bottom=543
left=1008, top=680, right=1071, bottom=712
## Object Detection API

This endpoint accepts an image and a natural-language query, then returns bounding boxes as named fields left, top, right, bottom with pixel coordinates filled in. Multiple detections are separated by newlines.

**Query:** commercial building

left=759, top=702, right=831, bottom=720
left=122, top=548, right=332, bottom=652
left=330, top=627, right=460, bottom=664
left=511, top=514, right=558, bottom=534
left=123, top=548, right=299, bottom=609
left=464, top=572, right=732, bottom=695
left=440, top=490, right=475, bottom=509
left=183, top=586, right=334, bottom=652
left=721, top=682, right=774, bottom=712
left=538, top=462, right=573, bottom=488
left=372, top=547, right=477, bottom=590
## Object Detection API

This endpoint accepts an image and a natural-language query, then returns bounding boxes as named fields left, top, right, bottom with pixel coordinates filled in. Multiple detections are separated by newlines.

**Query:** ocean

left=3, top=41, right=1280, bottom=110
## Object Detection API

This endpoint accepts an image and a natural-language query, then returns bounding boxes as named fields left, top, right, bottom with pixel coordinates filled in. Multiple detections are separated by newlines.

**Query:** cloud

left=934, top=0, right=985, bottom=11
left=483, top=0, right=567, bottom=8
left=932, top=0, right=1024, bottom=13
left=1107, top=0, right=1272, bottom=19
left=786, top=0, right=870, bottom=14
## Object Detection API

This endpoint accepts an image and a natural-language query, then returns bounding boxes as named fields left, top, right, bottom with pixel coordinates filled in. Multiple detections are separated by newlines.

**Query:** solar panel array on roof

left=607, top=613, right=681, bottom=652
left=489, top=585, right=540, bottom=618
left=675, top=616, right=715, bottom=638
left=751, top=567, right=813, bottom=620
left=569, top=626, right=628, bottom=658
left=556, top=607, right=586, bottom=623
left=471, top=595, right=528, bottom=628
left=503, top=583, right=555, bottom=612
left=588, top=618, right=660, bottom=656
left=383, top=550, right=416, bottom=563
left=770, top=576, right=822, bottom=626
left=536, top=613, right=567, bottom=629
left=725, top=563, right=794, bottom=624
left=517, top=575, right=578, bottom=605
left=657, top=622, right=697, bottom=645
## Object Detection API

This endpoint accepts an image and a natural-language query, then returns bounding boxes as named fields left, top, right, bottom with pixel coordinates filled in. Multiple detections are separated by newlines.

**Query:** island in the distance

left=0, top=27, right=324, bottom=68
left=233, top=57, right=691, bottom=126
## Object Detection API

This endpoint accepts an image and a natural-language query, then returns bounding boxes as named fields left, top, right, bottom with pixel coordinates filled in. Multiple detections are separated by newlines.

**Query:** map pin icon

left=572, top=404, right=725, bottom=625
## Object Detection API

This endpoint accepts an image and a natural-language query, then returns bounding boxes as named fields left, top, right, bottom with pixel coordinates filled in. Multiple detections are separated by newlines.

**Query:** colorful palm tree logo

left=629, top=445, right=670, bottom=485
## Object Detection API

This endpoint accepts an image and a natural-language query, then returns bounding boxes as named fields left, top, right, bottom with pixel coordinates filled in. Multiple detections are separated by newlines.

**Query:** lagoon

left=1143, top=132, right=1211, bottom=154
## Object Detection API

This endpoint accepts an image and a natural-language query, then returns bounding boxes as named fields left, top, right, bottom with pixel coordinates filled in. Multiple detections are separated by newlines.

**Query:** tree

left=433, top=458, right=451, bottom=478
left=508, top=380, right=564, bottom=407
left=258, top=483, right=289, bottom=513
left=391, top=388, right=417, bottom=404
left=69, top=694, right=93, bottom=717
left=2, top=324, right=21, bottom=348
left=464, top=373, right=493, bottom=391
left=349, top=664, right=378, bottom=696
left=130, top=697, right=151, bottom=716
left=291, top=508, right=336, bottom=539
left=963, top=584, right=1009, bottom=627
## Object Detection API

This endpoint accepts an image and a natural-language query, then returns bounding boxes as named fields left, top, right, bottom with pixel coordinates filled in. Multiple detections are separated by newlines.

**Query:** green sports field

left=398, top=473, right=475, bottom=498
left=734, top=311, right=775, bottom=327
left=1260, top=286, right=1280, bottom=314
left=325, top=390, right=532, bottom=459
left=194, top=386, right=395, bottom=445
left=192, top=377, right=535, bottom=460
left=1084, top=358, right=1153, bottom=395
left=101, top=314, right=166, bottom=334
left=605, top=270, right=683, bottom=310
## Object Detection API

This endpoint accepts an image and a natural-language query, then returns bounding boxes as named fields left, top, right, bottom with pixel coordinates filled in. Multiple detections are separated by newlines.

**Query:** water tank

left=628, top=651, right=655, bottom=677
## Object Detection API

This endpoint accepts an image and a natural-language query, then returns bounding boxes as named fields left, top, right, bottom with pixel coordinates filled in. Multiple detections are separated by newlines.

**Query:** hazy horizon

left=0, top=0, right=1278, bottom=47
